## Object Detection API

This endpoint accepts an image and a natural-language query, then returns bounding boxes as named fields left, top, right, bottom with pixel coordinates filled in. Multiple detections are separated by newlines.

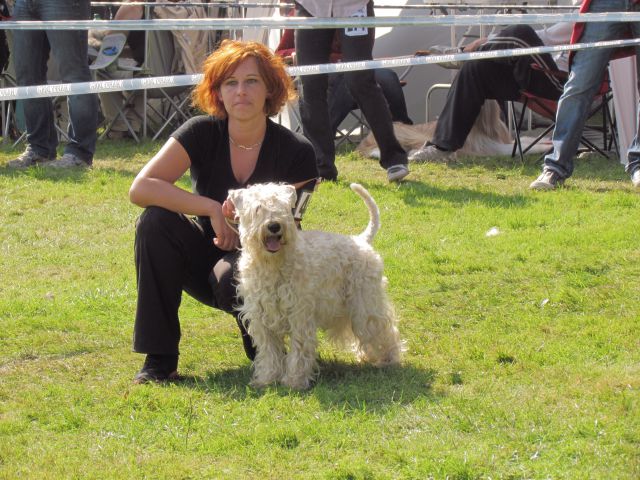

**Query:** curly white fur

left=229, top=183, right=403, bottom=390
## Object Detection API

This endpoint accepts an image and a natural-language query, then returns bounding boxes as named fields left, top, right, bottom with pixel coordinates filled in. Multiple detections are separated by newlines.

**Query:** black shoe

left=236, top=316, right=257, bottom=361
left=318, top=165, right=338, bottom=182
left=133, top=354, right=179, bottom=384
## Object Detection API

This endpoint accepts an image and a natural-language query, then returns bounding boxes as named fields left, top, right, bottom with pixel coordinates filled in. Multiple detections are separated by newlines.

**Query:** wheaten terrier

left=228, top=182, right=403, bottom=390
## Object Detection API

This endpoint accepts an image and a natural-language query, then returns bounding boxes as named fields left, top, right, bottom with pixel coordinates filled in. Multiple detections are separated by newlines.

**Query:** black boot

left=235, top=316, right=256, bottom=361
left=133, top=354, right=179, bottom=384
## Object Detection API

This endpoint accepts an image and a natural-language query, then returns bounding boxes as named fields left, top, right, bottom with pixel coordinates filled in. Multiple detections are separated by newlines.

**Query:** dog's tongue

left=265, top=236, right=281, bottom=253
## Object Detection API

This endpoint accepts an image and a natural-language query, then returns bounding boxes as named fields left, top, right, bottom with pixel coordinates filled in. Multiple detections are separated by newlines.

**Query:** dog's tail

left=350, top=183, right=380, bottom=244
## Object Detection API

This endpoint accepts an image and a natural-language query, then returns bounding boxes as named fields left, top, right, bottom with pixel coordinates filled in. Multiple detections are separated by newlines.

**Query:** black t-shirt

left=171, top=115, right=318, bottom=236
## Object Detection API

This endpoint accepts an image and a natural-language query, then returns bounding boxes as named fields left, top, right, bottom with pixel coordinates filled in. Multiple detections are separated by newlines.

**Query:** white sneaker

left=530, top=169, right=564, bottom=190
left=48, top=153, right=91, bottom=169
left=408, top=144, right=451, bottom=163
left=387, top=164, right=409, bottom=182
left=7, top=147, right=54, bottom=168
left=631, top=167, right=640, bottom=188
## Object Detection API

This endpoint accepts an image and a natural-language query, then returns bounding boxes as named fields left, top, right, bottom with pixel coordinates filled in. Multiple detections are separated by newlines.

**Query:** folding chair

left=140, top=29, right=194, bottom=141
left=90, top=33, right=144, bottom=142
left=0, top=69, right=21, bottom=144
left=335, top=109, right=370, bottom=148
left=510, top=68, right=618, bottom=162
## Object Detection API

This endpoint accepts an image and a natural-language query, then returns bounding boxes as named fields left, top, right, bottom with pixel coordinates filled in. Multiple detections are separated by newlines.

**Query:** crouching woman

left=128, top=40, right=318, bottom=383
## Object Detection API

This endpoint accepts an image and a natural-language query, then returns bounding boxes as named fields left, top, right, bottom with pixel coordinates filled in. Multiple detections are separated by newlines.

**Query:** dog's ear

left=284, top=184, right=297, bottom=208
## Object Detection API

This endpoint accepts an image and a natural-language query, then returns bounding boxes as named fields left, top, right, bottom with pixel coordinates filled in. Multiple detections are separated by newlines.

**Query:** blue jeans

left=13, top=0, right=98, bottom=162
left=544, top=0, right=640, bottom=178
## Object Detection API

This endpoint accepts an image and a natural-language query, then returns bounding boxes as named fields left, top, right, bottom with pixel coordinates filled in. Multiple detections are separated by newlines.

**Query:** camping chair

left=510, top=67, right=618, bottom=162
left=0, top=69, right=21, bottom=144
left=90, top=33, right=144, bottom=142
left=335, top=109, right=370, bottom=148
left=140, top=29, right=195, bottom=140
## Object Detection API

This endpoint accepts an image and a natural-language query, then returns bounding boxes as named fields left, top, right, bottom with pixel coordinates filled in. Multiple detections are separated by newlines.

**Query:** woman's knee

left=135, top=206, right=182, bottom=239
left=209, top=253, right=239, bottom=313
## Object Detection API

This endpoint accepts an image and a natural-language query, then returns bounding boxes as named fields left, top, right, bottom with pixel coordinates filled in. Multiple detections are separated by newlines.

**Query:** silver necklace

left=229, top=135, right=263, bottom=151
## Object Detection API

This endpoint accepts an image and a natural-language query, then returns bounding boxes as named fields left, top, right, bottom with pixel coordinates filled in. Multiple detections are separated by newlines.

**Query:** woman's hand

left=210, top=203, right=239, bottom=251
left=221, top=198, right=236, bottom=221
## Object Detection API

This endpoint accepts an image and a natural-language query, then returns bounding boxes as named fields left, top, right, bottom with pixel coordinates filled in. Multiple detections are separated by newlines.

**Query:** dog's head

left=228, top=183, right=298, bottom=255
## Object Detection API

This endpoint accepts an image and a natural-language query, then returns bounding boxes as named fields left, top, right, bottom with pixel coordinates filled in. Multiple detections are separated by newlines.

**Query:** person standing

left=294, top=0, right=410, bottom=182
left=530, top=0, right=640, bottom=190
left=8, top=0, right=98, bottom=169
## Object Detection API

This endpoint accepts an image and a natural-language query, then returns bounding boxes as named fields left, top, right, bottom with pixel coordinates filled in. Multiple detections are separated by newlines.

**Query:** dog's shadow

left=178, top=359, right=439, bottom=412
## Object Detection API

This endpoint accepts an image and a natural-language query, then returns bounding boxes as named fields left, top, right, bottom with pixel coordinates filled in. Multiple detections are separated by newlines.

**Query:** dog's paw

left=280, top=375, right=313, bottom=391
left=249, top=377, right=272, bottom=389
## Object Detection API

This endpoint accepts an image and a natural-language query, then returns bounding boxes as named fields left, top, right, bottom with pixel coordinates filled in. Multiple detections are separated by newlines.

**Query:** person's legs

left=374, top=68, right=413, bottom=125
left=41, top=0, right=98, bottom=163
left=339, top=3, right=407, bottom=172
left=12, top=1, right=57, bottom=159
left=541, top=0, right=630, bottom=181
left=628, top=97, right=640, bottom=185
left=479, top=24, right=563, bottom=96
left=295, top=5, right=337, bottom=180
left=133, top=207, right=221, bottom=356
left=431, top=60, right=520, bottom=151
left=624, top=22, right=640, bottom=177
left=328, top=73, right=357, bottom=134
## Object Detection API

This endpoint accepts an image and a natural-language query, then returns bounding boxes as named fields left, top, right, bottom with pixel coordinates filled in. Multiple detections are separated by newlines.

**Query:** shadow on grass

left=0, top=164, right=139, bottom=182
left=178, top=359, right=439, bottom=412
left=445, top=151, right=627, bottom=181
left=0, top=164, right=92, bottom=183
left=397, top=179, right=533, bottom=209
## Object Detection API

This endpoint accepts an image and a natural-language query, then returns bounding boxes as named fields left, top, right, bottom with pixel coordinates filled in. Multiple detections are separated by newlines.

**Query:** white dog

left=229, top=183, right=403, bottom=390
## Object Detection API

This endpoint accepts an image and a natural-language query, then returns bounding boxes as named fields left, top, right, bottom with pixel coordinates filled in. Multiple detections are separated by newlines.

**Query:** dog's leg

left=348, top=280, right=403, bottom=367
left=280, top=316, right=318, bottom=390
left=352, top=311, right=402, bottom=366
left=248, top=318, right=286, bottom=388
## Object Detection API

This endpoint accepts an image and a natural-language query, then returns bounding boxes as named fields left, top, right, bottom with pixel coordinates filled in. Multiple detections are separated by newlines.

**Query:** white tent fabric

left=240, top=0, right=279, bottom=46
left=609, top=56, right=639, bottom=165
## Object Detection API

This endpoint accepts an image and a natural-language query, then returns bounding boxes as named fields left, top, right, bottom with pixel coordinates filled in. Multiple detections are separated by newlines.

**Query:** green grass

left=1, top=141, right=639, bottom=479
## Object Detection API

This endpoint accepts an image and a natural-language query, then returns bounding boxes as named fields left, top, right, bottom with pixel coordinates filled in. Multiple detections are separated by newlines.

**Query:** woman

left=129, top=40, right=318, bottom=383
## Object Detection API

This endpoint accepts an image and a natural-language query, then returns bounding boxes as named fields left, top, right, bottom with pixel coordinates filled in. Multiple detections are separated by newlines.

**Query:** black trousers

left=328, top=68, right=413, bottom=133
left=132, top=206, right=254, bottom=358
left=295, top=1, right=407, bottom=177
left=433, top=25, right=565, bottom=151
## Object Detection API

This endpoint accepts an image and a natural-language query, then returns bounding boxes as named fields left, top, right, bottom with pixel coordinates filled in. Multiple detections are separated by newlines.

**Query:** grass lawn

left=1, top=141, right=638, bottom=479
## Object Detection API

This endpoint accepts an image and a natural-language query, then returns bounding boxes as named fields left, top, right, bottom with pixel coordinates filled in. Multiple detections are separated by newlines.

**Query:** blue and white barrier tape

left=2, top=37, right=639, bottom=101
left=2, top=12, right=640, bottom=30
left=88, top=2, right=578, bottom=9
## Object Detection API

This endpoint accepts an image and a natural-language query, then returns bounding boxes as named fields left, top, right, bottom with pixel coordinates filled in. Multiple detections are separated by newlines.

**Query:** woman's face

left=218, top=57, right=269, bottom=121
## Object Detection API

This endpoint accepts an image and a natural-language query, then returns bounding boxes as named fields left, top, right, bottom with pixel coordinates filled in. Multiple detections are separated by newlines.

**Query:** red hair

left=192, top=40, right=295, bottom=118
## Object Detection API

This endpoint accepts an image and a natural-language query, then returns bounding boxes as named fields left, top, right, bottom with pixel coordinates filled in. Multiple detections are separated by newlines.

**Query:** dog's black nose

left=267, top=222, right=281, bottom=234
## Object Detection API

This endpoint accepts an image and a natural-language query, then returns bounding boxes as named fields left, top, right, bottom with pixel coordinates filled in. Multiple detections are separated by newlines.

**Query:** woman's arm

left=129, top=138, right=238, bottom=251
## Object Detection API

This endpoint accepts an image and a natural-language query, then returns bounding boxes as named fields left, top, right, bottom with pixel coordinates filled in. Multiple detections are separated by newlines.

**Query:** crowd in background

left=2, top=0, right=639, bottom=189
